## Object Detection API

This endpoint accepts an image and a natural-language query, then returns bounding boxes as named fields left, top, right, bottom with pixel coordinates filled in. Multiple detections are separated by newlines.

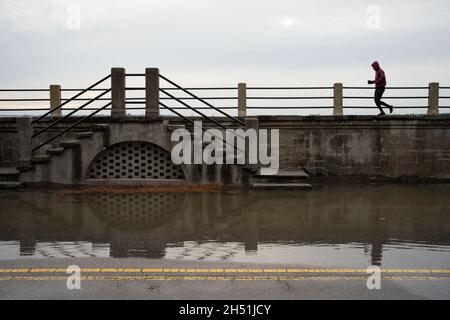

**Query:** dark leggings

left=374, top=87, right=390, bottom=112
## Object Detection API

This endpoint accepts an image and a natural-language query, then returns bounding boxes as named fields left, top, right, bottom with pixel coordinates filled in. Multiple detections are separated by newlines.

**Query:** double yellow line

left=0, top=275, right=449, bottom=282
left=0, top=268, right=450, bottom=274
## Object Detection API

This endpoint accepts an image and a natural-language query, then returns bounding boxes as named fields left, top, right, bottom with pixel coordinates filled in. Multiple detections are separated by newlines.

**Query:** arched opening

left=86, top=141, right=185, bottom=180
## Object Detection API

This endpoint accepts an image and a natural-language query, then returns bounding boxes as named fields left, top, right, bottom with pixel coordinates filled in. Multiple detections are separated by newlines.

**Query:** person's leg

left=377, top=88, right=394, bottom=113
left=374, top=88, right=385, bottom=114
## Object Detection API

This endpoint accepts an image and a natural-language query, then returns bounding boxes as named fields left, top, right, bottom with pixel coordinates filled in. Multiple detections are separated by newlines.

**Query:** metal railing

left=342, top=86, right=430, bottom=110
left=30, top=74, right=112, bottom=152
left=1, top=81, right=449, bottom=116
left=118, top=85, right=450, bottom=112
left=159, top=74, right=245, bottom=126
left=118, top=72, right=247, bottom=151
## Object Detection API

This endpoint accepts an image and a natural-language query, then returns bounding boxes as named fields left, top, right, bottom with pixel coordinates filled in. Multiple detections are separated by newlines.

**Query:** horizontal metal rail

left=0, top=99, right=50, bottom=102
left=343, top=86, right=428, bottom=90
left=160, top=97, right=237, bottom=100
left=0, top=89, right=50, bottom=92
left=160, top=87, right=238, bottom=90
left=344, top=96, right=428, bottom=99
left=32, top=102, right=112, bottom=152
left=343, top=106, right=428, bottom=109
left=159, top=74, right=245, bottom=126
left=247, top=106, right=332, bottom=109
left=247, top=86, right=332, bottom=90
left=0, top=96, right=358, bottom=103
left=246, top=96, right=333, bottom=100
left=31, top=74, right=111, bottom=124
left=32, top=89, right=111, bottom=139
left=0, top=87, right=238, bottom=92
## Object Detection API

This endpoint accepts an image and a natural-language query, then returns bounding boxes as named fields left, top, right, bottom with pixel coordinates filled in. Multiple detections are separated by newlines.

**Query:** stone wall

left=0, top=119, right=19, bottom=166
left=259, top=115, right=450, bottom=179
left=1, top=115, right=450, bottom=180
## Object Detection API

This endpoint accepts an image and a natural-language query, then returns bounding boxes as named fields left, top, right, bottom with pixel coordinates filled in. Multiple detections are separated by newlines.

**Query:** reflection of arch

left=86, top=141, right=185, bottom=180
left=90, top=193, right=185, bottom=230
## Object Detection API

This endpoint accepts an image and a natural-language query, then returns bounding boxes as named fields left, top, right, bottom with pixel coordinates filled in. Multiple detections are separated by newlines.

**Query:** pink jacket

left=372, top=61, right=387, bottom=88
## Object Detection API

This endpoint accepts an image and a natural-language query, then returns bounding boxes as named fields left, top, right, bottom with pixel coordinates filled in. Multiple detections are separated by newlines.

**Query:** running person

left=368, top=61, right=394, bottom=115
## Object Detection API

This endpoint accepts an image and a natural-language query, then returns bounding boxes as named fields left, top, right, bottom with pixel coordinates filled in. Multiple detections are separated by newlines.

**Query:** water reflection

left=0, top=184, right=450, bottom=267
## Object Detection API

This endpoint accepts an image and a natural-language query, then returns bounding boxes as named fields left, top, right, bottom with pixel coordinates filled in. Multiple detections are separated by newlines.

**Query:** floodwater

left=0, top=184, right=449, bottom=268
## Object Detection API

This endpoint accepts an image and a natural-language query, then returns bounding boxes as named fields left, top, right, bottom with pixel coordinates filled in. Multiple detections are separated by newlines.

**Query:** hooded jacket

left=372, top=61, right=387, bottom=88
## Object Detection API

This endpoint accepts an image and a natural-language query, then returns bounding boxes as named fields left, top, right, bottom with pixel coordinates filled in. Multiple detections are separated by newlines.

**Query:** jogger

left=368, top=61, right=394, bottom=115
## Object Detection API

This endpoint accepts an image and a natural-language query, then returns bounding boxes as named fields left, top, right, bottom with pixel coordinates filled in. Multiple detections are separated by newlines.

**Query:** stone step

left=31, top=155, right=50, bottom=164
left=0, top=167, right=20, bottom=181
left=164, top=124, right=186, bottom=132
left=60, top=140, right=81, bottom=149
left=0, top=181, right=23, bottom=189
left=46, top=147, right=65, bottom=156
left=251, top=183, right=313, bottom=190
left=75, top=131, right=94, bottom=139
left=17, top=163, right=35, bottom=172
left=254, top=170, right=309, bottom=179
left=90, top=124, right=109, bottom=131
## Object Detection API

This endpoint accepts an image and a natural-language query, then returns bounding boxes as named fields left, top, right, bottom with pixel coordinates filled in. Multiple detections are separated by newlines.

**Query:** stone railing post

left=49, top=85, right=61, bottom=117
left=333, top=83, right=343, bottom=116
left=427, top=82, right=439, bottom=115
left=145, top=68, right=160, bottom=119
left=238, top=83, right=247, bottom=117
left=16, top=117, right=32, bottom=164
left=111, top=67, right=126, bottom=118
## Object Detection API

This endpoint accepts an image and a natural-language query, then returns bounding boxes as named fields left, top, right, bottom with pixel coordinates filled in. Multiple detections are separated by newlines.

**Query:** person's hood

left=371, top=61, right=380, bottom=70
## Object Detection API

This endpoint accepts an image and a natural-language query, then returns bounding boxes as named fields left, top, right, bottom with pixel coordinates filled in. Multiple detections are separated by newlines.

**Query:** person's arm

left=368, top=70, right=385, bottom=85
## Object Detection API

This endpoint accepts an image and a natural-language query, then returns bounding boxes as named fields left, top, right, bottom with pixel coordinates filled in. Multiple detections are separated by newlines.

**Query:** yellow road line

left=0, top=268, right=449, bottom=274
left=0, top=275, right=449, bottom=282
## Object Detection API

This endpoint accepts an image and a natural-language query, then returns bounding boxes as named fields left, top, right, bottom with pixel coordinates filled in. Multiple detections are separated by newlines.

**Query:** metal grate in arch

left=87, top=141, right=185, bottom=180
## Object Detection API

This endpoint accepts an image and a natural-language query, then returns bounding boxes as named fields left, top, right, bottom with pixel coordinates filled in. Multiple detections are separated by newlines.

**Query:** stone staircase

left=164, top=121, right=312, bottom=190
left=0, top=167, right=22, bottom=189
left=250, top=170, right=312, bottom=190
left=18, top=124, right=109, bottom=185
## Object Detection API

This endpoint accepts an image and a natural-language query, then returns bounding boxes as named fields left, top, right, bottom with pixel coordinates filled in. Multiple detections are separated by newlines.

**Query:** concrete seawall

left=258, top=115, right=450, bottom=180
left=1, top=115, right=449, bottom=182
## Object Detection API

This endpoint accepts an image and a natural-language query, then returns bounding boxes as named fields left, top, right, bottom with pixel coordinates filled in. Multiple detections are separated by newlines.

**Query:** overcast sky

left=1, top=0, right=449, bottom=115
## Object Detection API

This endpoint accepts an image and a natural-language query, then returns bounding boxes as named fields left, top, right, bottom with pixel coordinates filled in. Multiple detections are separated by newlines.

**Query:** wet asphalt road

left=0, top=258, right=449, bottom=300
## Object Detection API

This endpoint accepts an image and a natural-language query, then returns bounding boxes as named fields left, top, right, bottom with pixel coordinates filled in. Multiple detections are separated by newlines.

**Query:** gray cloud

left=0, top=0, right=449, bottom=115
